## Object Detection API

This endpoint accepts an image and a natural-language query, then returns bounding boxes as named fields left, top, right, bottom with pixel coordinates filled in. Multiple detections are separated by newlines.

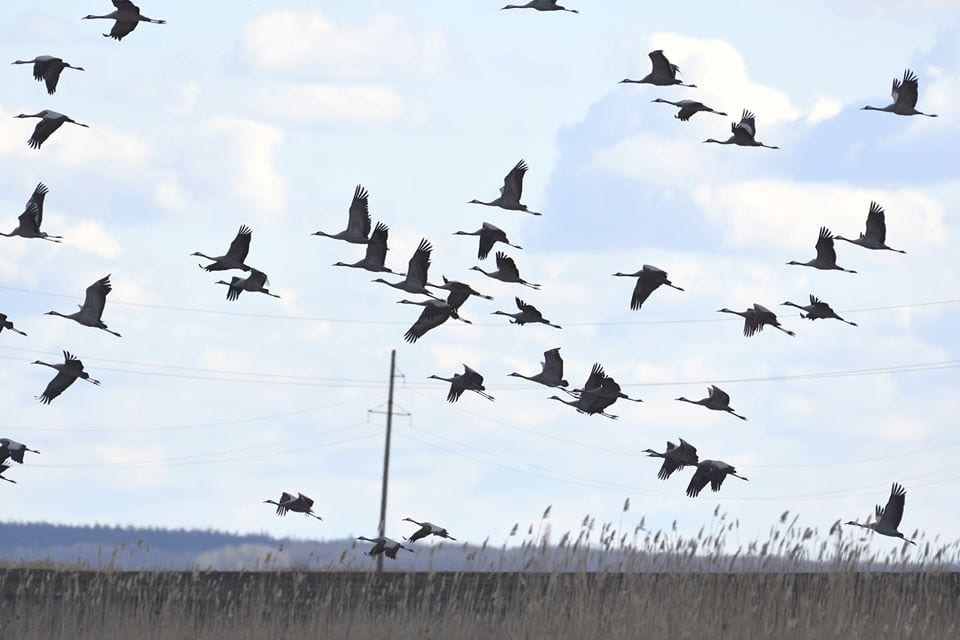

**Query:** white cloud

left=60, top=220, right=124, bottom=259
left=239, top=10, right=449, bottom=80
left=252, top=83, right=410, bottom=125
left=643, top=33, right=801, bottom=125
left=693, top=180, right=949, bottom=253
left=201, top=117, right=287, bottom=221
left=806, top=96, right=845, bottom=124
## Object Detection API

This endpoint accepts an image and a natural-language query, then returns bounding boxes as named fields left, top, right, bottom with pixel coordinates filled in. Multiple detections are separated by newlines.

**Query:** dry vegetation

left=2, top=512, right=959, bottom=639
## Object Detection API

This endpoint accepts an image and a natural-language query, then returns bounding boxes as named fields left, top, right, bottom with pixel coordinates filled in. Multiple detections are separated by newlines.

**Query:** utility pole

left=375, top=350, right=397, bottom=573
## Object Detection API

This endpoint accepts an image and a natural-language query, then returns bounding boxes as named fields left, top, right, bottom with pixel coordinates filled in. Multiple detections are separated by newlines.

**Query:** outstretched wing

left=501, top=160, right=528, bottom=202
left=44, top=62, right=63, bottom=95
left=347, top=185, right=372, bottom=239
left=648, top=50, right=677, bottom=78
left=685, top=465, right=711, bottom=498
left=542, top=348, right=564, bottom=381
left=657, top=458, right=681, bottom=481
left=893, top=69, right=920, bottom=110
left=364, top=222, right=389, bottom=266
left=734, top=110, right=756, bottom=138
left=404, top=304, right=450, bottom=343
left=39, top=370, right=77, bottom=404
left=864, top=201, right=887, bottom=243
left=226, top=226, right=252, bottom=262
left=81, top=275, right=112, bottom=320
left=26, top=183, right=49, bottom=224
left=495, top=252, right=520, bottom=279
left=879, top=483, right=907, bottom=529
left=108, top=19, right=139, bottom=41
left=815, top=226, right=838, bottom=265
left=406, top=239, right=432, bottom=286
left=18, top=202, right=42, bottom=234
left=28, top=118, right=64, bottom=150
left=630, top=272, right=660, bottom=310
left=708, top=385, right=730, bottom=405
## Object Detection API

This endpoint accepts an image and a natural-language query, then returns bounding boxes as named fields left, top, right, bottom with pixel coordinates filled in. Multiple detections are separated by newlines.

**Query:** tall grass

left=2, top=511, right=958, bottom=639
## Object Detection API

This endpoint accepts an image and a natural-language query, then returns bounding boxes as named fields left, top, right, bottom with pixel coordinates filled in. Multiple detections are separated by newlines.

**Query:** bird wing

left=113, top=0, right=138, bottom=9
left=364, top=222, right=389, bottom=266
left=879, top=483, right=907, bottom=529
left=28, top=117, right=64, bottom=149
left=225, top=278, right=243, bottom=302
left=226, top=226, right=252, bottom=262
left=815, top=226, right=838, bottom=265
left=445, top=289, right=469, bottom=311
left=407, top=526, right=430, bottom=543
left=296, top=493, right=315, bottom=509
left=81, top=276, right=112, bottom=320
left=708, top=385, right=730, bottom=405
left=278, top=491, right=296, bottom=504
left=648, top=50, right=676, bottom=78
left=580, top=363, right=606, bottom=392
left=39, top=370, right=77, bottom=404
left=18, top=203, right=42, bottom=234
left=495, top=252, right=520, bottom=279
left=657, top=458, right=681, bottom=481
left=463, top=365, right=484, bottom=386
left=109, top=19, right=139, bottom=41
left=894, top=69, right=920, bottom=110
left=686, top=465, right=711, bottom=498
left=247, top=269, right=269, bottom=288
left=44, top=63, right=63, bottom=95
left=678, top=438, right=699, bottom=463
left=404, top=304, right=450, bottom=343
left=406, top=239, right=432, bottom=286
left=542, top=348, right=564, bottom=380
left=864, top=202, right=887, bottom=243
left=446, top=376, right=466, bottom=403
left=347, top=185, right=372, bottom=238
left=478, top=228, right=498, bottom=260
left=502, top=160, right=528, bottom=202
left=630, top=273, right=658, bottom=311
left=26, top=182, right=49, bottom=225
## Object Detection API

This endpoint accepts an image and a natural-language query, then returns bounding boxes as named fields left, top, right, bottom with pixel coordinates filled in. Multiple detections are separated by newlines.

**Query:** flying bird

left=788, top=227, right=857, bottom=273
left=312, top=185, right=372, bottom=244
left=782, top=295, right=858, bottom=326
left=507, top=347, right=569, bottom=388
left=470, top=252, right=541, bottom=289
left=501, top=0, right=579, bottom=13
left=263, top=492, right=322, bottom=520
left=433, top=277, right=493, bottom=312
left=835, top=202, right=906, bottom=254
left=12, top=56, right=84, bottom=94
left=620, top=51, right=695, bottom=87
left=356, top=536, right=413, bottom=560
left=612, top=265, right=684, bottom=310
left=2, top=183, right=62, bottom=242
left=402, top=518, right=457, bottom=543
left=651, top=98, right=726, bottom=121
left=0, top=439, right=41, bottom=465
left=686, top=460, right=748, bottom=498
left=550, top=363, right=640, bottom=419
left=372, top=239, right=438, bottom=297
left=453, top=222, right=522, bottom=260
left=862, top=69, right=937, bottom=118
left=676, top=386, right=747, bottom=420
left=192, top=226, right=253, bottom=272
left=14, top=111, right=88, bottom=150
left=469, top=160, right=541, bottom=215
left=703, top=110, right=779, bottom=149
left=717, top=304, right=795, bottom=337
left=429, top=365, right=494, bottom=402
left=83, top=1, right=166, bottom=41
left=845, top=483, right=916, bottom=545
left=216, top=269, right=280, bottom=301
left=333, top=222, right=396, bottom=273
left=0, top=313, right=27, bottom=337
left=492, top=297, right=560, bottom=328
left=400, top=299, right=470, bottom=344
left=46, top=275, right=121, bottom=337
left=643, top=439, right=699, bottom=480
left=32, top=351, right=100, bottom=405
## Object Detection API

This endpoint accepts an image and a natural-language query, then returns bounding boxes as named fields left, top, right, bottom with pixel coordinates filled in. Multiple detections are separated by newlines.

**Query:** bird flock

left=1, top=1, right=938, bottom=556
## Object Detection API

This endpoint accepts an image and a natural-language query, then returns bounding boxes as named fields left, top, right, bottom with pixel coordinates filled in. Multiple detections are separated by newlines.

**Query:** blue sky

left=0, top=0, right=958, bottom=554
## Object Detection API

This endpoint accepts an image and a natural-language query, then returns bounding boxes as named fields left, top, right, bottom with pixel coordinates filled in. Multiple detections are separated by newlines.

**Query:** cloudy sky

left=0, top=0, right=958, bottom=555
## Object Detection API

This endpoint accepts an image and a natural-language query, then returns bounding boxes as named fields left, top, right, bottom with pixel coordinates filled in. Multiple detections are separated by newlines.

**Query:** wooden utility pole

left=375, top=349, right=397, bottom=573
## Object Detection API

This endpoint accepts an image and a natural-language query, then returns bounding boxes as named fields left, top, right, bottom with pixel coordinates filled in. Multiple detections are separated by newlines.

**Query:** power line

left=3, top=345, right=957, bottom=390
left=1, top=284, right=957, bottom=327
left=406, top=388, right=960, bottom=470
left=1, top=397, right=374, bottom=433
